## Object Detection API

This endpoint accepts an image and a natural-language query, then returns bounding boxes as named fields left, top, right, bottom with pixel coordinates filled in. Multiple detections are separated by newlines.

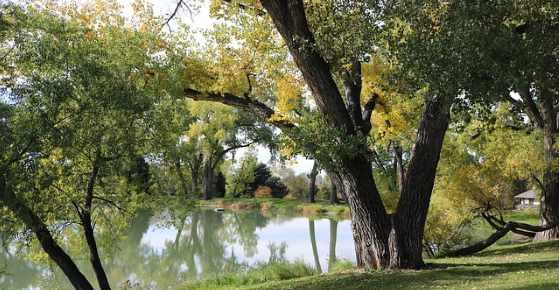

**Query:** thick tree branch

left=515, top=83, right=545, bottom=128
left=184, top=88, right=295, bottom=129
left=260, top=0, right=355, bottom=133
left=211, top=141, right=256, bottom=169
left=343, top=60, right=363, bottom=129
left=361, top=93, right=379, bottom=134
left=223, top=0, right=266, bottom=16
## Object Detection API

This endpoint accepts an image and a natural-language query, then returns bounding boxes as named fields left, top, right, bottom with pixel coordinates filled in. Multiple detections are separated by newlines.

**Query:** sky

left=121, top=0, right=316, bottom=175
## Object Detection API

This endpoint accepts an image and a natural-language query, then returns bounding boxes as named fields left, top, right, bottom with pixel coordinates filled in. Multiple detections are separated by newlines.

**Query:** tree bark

left=328, top=174, right=339, bottom=204
left=513, top=84, right=558, bottom=240
left=534, top=95, right=559, bottom=240
left=81, top=214, right=111, bottom=290
left=307, top=161, right=319, bottom=203
left=80, top=160, right=111, bottom=290
left=390, top=96, right=451, bottom=268
left=201, top=159, right=216, bottom=200
left=0, top=182, right=94, bottom=290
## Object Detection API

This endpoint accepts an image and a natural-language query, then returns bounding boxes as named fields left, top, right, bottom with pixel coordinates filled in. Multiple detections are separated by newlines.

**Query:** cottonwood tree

left=181, top=0, right=455, bottom=269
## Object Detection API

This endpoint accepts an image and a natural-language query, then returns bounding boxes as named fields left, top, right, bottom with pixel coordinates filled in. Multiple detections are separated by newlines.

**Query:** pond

left=0, top=207, right=355, bottom=289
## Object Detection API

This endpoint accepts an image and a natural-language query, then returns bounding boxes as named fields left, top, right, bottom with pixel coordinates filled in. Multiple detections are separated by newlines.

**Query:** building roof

left=514, top=189, right=537, bottom=199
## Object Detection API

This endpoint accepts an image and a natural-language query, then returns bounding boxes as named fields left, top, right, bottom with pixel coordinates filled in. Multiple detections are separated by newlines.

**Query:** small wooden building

left=513, top=189, right=540, bottom=209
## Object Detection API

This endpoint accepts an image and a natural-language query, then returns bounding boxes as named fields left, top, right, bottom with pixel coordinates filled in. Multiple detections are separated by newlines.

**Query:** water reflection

left=0, top=208, right=355, bottom=289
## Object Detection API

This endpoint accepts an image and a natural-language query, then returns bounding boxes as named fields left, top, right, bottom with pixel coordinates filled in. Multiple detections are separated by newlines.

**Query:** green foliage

left=247, top=163, right=288, bottom=198
left=226, top=155, right=258, bottom=197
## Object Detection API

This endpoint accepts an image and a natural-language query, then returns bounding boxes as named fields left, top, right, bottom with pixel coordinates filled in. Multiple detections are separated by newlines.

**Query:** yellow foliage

left=276, top=75, right=301, bottom=114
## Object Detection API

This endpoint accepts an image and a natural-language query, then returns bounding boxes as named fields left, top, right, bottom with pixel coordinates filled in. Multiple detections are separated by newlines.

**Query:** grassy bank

left=197, top=198, right=350, bottom=218
left=211, top=241, right=557, bottom=290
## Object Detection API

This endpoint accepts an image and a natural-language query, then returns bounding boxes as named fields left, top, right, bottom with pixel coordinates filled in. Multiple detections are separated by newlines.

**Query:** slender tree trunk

left=535, top=99, right=559, bottom=240
left=393, top=143, right=404, bottom=192
left=0, top=184, right=94, bottom=290
left=81, top=214, right=111, bottom=290
left=308, top=219, right=322, bottom=272
left=80, top=160, right=111, bottom=290
left=307, top=161, right=319, bottom=203
left=328, top=219, right=337, bottom=271
left=327, top=172, right=340, bottom=204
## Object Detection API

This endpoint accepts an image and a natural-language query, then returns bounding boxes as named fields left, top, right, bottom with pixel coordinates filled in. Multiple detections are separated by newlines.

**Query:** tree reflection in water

left=0, top=208, right=350, bottom=289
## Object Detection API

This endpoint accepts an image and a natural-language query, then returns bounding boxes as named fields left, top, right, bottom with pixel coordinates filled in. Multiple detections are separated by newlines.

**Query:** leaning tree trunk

left=535, top=99, right=559, bottom=240
left=389, top=96, right=451, bottom=268
left=307, top=161, right=319, bottom=203
left=0, top=184, right=94, bottom=290
left=81, top=214, right=111, bottom=290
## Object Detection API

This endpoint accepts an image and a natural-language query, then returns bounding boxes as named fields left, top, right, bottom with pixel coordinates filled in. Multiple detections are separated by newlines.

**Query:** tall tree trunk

left=390, top=96, right=451, bottom=268
left=0, top=183, right=94, bottom=290
left=328, top=219, right=337, bottom=271
left=80, top=160, right=111, bottom=290
left=308, top=219, right=322, bottom=272
left=201, top=160, right=216, bottom=200
left=535, top=96, right=558, bottom=240
left=307, top=161, right=319, bottom=203
left=327, top=171, right=341, bottom=204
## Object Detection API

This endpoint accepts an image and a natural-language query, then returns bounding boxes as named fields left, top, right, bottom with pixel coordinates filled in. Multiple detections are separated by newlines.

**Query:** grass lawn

left=212, top=241, right=558, bottom=290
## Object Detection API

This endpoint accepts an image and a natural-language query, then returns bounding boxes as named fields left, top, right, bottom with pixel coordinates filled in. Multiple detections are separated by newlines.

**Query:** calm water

left=0, top=208, right=355, bottom=289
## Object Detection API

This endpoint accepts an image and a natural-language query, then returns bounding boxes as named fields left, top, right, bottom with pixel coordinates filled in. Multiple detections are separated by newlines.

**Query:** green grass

left=212, top=241, right=558, bottom=290
left=180, top=261, right=317, bottom=290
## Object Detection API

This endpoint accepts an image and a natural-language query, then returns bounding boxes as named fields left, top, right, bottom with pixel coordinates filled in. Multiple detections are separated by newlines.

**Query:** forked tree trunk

left=186, top=0, right=453, bottom=270
left=341, top=96, right=450, bottom=269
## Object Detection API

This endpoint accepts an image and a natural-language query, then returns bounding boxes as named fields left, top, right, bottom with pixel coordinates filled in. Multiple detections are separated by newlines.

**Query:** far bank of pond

left=197, top=197, right=351, bottom=219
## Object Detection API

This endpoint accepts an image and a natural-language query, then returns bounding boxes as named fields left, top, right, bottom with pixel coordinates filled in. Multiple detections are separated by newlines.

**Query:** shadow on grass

left=507, top=282, right=558, bottom=290
left=253, top=245, right=558, bottom=290
left=472, top=240, right=558, bottom=257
